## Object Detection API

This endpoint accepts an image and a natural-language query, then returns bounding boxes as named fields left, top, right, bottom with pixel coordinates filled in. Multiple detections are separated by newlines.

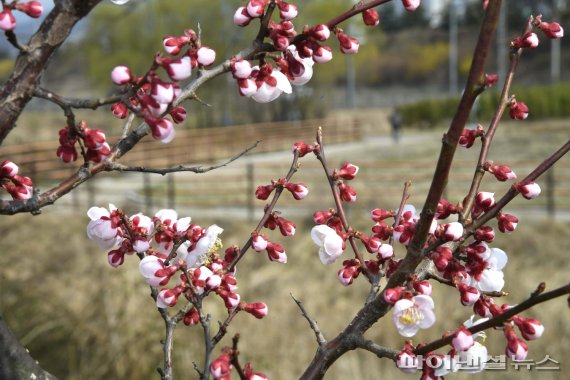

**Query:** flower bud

left=277, top=217, right=296, bottom=237
left=474, top=225, right=495, bottom=242
left=309, top=24, right=330, bottom=41
left=452, top=326, right=475, bottom=352
left=337, top=32, right=359, bottom=54
left=313, top=45, right=333, bottom=63
left=246, top=0, right=267, bottom=18
left=110, top=65, right=133, bottom=85
left=0, top=10, right=16, bottom=31
left=284, top=182, right=309, bottom=200
left=360, top=235, right=381, bottom=253
left=395, top=349, right=418, bottom=374
left=538, top=21, right=564, bottom=39
left=475, top=191, right=495, bottom=210
left=313, top=209, right=333, bottom=224
left=169, top=106, right=187, bottom=124
left=244, top=302, right=269, bottom=319
left=210, top=353, right=232, bottom=379
left=252, top=233, right=268, bottom=252
left=17, top=1, right=43, bottom=18
left=266, top=242, right=287, bottom=263
left=218, top=289, right=241, bottom=309
left=183, top=308, right=200, bottom=326
left=513, top=316, right=544, bottom=340
left=162, top=36, right=182, bottom=55
left=371, top=208, right=393, bottom=222
left=484, top=73, right=498, bottom=88
left=497, top=213, right=518, bottom=233
left=163, top=56, right=192, bottom=81
left=457, top=283, right=480, bottom=306
left=278, top=1, right=298, bottom=20
left=384, top=286, right=405, bottom=304
left=362, top=8, right=380, bottom=26
left=489, top=164, right=517, bottom=181
left=231, top=59, right=253, bottom=79
left=111, top=102, right=129, bottom=119
left=0, top=160, right=19, bottom=178
left=336, top=162, right=359, bottom=180
left=509, top=101, right=529, bottom=120
left=402, top=0, right=421, bottom=12
left=439, top=222, right=464, bottom=242
left=234, top=6, right=252, bottom=26
left=378, top=243, right=394, bottom=260
left=255, top=184, right=275, bottom=200
left=156, top=286, right=183, bottom=308
left=337, top=260, right=360, bottom=286
left=412, top=280, right=432, bottom=295
left=338, top=183, right=357, bottom=202
left=196, top=46, right=216, bottom=66
left=504, top=328, right=529, bottom=360
left=516, top=181, right=541, bottom=200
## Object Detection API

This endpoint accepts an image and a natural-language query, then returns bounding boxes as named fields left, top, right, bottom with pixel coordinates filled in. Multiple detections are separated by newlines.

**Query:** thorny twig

left=291, top=293, right=326, bottom=346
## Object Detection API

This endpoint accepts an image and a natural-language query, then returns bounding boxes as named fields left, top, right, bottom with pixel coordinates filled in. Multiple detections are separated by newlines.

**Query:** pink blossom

left=0, top=10, right=16, bottom=31
left=514, top=316, right=544, bottom=340
left=150, top=118, right=176, bottom=144
left=231, top=59, right=253, bottom=79
left=196, top=46, right=216, bottom=66
left=0, top=160, right=19, bottom=178
left=378, top=243, right=394, bottom=260
left=151, top=80, right=175, bottom=104
left=266, top=242, right=287, bottom=263
left=402, top=0, right=421, bottom=12
left=244, top=302, right=268, bottom=319
left=278, top=1, right=298, bottom=20
left=452, top=326, right=475, bottom=352
left=497, top=213, right=518, bottom=233
left=362, top=8, right=380, bottom=26
left=538, top=21, right=564, bottom=39
left=139, top=255, right=177, bottom=287
left=509, top=101, right=529, bottom=120
left=234, top=7, right=252, bottom=27
left=309, top=24, right=330, bottom=41
left=252, top=233, right=269, bottom=251
left=313, top=45, right=333, bottom=63
left=516, top=181, right=541, bottom=200
left=17, top=1, right=43, bottom=18
left=156, top=286, right=183, bottom=308
left=440, top=222, right=464, bottom=242
left=284, top=182, right=309, bottom=200
left=110, top=65, right=132, bottom=85
left=337, top=162, right=359, bottom=180
left=163, top=56, right=192, bottom=81
left=337, top=32, right=359, bottom=54
left=246, top=0, right=267, bottom=18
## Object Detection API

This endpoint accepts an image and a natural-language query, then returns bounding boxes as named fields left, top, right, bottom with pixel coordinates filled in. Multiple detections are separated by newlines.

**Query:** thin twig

left=461, top=17, right=534, bottom=221
left=212, top=308, right=241, bottom=345
left=389, top=180, right=412, bottom=246
left=414, top=282, right=570, bottom=355
left=353, top=336, right=399, bottom=360
left=226, top=150, right=300, bottom=272
left=315, top=126, right=371, bottom=281
left=231, top=334, right=247, bottom=380
left=106, top=141, right=260, bottom=175
left=291, top=293, right=326, bottom=346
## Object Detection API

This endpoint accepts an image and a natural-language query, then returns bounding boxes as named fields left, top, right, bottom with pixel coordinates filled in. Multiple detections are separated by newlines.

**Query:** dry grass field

left=1, top=116, right=569, bottom=379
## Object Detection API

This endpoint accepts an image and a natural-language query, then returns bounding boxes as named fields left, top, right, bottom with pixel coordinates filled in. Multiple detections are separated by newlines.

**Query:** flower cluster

left=0, top=1, right=42, bottom=31
left=110, top=29, right=215, bottom=143
left=86, top=206, right=269, bottom=319
left=56, top=120, right=110, bottom=163
left=0, top=160, right=33, bottom=200
left=230, top=1, right=418, bottom=103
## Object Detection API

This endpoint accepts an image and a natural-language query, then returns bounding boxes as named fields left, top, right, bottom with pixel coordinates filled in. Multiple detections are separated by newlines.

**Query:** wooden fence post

left=247, top=162, right=254, bottom=222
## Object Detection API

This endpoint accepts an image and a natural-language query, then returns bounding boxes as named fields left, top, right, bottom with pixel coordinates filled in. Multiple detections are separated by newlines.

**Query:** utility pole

left=551, top=0, right=563, bottom=83
left=449, top=0, right=458, bottom=95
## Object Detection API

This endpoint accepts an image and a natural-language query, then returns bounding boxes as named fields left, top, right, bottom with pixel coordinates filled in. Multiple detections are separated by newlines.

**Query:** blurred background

left=1, top=0, right=570, bottom=379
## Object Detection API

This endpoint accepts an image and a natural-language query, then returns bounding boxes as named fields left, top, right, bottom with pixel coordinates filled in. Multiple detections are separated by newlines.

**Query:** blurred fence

left=0, top=117, right=362, bottom=182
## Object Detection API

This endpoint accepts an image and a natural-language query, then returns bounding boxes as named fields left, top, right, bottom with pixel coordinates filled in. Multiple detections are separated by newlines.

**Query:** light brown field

left=0, top=116, right=569, bottom=379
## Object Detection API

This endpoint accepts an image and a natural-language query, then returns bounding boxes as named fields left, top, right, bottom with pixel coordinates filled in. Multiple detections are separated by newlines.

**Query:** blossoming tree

left=0, top=0, right=569, bottom=379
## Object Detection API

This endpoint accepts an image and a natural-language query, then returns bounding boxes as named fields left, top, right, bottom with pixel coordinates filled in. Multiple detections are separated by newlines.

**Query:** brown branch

left=461, top=17, right=533, bottom=221
left=34, top=87, right=123, bottom=110
left=291, top=293, right=326, bottom=347
left=353, top=336, right=399, bottom=360
left=212, top=309, right=240, bottom=346
left=389, top=180, right=412, bottom=246
left=106, top=141, right=260, bottom=175
left=0, top=0, right=103, bottom=145
left=315, top=127, right=371, bottom=281
left=467, top=139, right=570, bottom=232
left=226, top=150, right=300, bottom=272
left=414, top=282, right=570, bottom=355
left=300, top=3, right=503, bottom=378
left=231, top=334, right=247, bottom=380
